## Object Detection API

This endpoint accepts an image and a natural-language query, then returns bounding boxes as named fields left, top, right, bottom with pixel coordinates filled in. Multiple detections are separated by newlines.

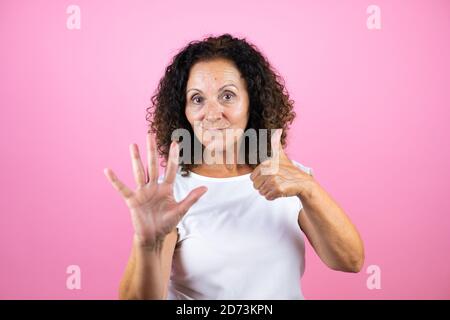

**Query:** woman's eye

left=191, top=95, right=203, bottom=104
left=222, top=92, right=235, bottom=101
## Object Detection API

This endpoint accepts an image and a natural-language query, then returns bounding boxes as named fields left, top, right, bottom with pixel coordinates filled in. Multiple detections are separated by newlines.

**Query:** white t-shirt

left=166, top=160, right=314, bottom=300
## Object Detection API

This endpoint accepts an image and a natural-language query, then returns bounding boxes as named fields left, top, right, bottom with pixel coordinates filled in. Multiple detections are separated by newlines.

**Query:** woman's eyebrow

left=186, top=83, right=238, bottom=95
left=218, top=84, right=238, bottom=91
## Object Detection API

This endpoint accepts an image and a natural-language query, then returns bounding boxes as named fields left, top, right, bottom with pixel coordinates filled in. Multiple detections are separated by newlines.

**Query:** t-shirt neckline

left=183, top=170, right=252, bottom=182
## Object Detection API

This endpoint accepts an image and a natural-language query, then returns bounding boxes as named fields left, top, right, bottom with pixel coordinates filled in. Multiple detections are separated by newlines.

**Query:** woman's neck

left=191, top=163, right=253, bottom=178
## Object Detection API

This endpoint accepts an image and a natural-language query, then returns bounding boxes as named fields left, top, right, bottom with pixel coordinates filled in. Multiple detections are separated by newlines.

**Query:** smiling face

left=185, top=58, right=250, bottom=155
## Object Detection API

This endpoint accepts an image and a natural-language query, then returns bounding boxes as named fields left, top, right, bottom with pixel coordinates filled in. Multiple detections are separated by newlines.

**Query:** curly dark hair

left=146, top=33, right=296, bottom=176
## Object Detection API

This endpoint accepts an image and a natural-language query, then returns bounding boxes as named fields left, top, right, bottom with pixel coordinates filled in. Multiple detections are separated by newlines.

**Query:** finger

left=103, top=168, right=133, bottom=199
left=270, top=128, right=282, bottom=158
left=250, top=166, right=259, bottom=181
left=176, top=186, right=208, bottom=217
left=252, top=175, right=269, bottom=190
left=258, top=177, right=273, bottom=195
left=129, top=143, right=147, bottom=187
left=256, top=129, right=284, bottom=176
left=162, top=186, right=208, bottom=227
left=251, top=129, right=282, bottom=181
left=250, top=160, right=271, bottom=180
left=163, top=141, right=179, bottom=185
left=264, top=190, right=279, bottom=201
left=146, top=132, right=159, bottom=184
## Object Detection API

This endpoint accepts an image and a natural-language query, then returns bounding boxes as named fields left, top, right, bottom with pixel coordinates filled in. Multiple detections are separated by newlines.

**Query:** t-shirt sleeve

left=176, top=221, right=186, bottom=243
left=291, top=159, right=314, bottom=177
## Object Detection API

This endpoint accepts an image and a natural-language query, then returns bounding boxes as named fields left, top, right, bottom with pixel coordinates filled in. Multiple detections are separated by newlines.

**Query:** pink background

left=1, top=0, right=449, bottom=299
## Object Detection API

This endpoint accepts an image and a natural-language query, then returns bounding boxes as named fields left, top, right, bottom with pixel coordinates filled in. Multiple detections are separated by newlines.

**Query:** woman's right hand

left=103, top=132, right=207, bottom=250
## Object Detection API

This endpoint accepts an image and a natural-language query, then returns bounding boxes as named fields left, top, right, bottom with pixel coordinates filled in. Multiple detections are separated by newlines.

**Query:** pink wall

left=0, top=0, right=449, bottom=299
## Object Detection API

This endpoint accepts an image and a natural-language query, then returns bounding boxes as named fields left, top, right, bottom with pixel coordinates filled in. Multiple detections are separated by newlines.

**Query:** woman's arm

left=250, top=130, right=364, bottom=273
left=105, top=133, right=207, bottom=299
left=297, top=181, right=365, bottom=273
left=119, top=229, right=178, bottom=299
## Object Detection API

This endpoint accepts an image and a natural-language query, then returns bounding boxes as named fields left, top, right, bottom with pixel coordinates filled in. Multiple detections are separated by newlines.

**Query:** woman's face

left=185, top=58, right=250, bottom=155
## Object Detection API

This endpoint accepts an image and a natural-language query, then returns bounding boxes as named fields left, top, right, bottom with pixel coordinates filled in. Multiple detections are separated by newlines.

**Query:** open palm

left=104, top=132, right=207, bottom=248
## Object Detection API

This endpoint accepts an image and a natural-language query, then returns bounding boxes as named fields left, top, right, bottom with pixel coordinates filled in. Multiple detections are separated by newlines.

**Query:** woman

left=104, top=34, right=364, bottom=300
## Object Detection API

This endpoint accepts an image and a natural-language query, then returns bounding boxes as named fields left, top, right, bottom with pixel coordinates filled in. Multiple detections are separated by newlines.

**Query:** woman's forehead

left=187, top=59, right=244, bottom=90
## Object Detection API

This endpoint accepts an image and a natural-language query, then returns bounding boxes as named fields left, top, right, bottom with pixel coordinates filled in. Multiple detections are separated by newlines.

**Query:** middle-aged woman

left=104, top=34, right=364, bottom=300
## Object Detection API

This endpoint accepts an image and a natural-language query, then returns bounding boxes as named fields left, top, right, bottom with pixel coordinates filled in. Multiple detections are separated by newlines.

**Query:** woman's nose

left=204, top=103, right=223, bottom=122
left=205, top=112, right=222, bottom=122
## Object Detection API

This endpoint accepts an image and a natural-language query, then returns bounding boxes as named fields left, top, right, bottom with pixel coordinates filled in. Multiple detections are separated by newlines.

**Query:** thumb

left=270, top=128, right=284, bottom=158
left=176, top=186, right=208, bottom=217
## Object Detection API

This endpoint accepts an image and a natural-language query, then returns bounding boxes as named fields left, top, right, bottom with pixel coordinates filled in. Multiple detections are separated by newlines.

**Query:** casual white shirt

left=166, top=160, right=314, bottom=300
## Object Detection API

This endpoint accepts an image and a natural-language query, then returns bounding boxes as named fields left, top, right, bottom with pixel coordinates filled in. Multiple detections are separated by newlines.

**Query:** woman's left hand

left=251, top=130, right=365, bottom=272
left=250, top=129, right=316, bottom=201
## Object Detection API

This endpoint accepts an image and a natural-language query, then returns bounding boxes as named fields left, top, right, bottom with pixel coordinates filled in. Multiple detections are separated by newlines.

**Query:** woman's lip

left=204, top=127, right=228, bottom=130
